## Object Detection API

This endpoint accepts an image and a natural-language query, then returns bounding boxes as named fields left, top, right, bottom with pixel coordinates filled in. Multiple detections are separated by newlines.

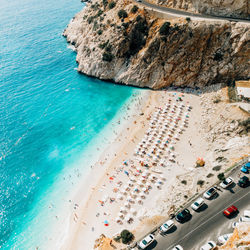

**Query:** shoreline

left=52, top=88, right=152, bottom=250
left=58, top=85, right=249, bottom=250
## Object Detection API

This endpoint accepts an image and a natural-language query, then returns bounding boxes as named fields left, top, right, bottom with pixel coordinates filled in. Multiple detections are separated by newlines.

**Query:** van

left=243, top=210, right=250, bottom=218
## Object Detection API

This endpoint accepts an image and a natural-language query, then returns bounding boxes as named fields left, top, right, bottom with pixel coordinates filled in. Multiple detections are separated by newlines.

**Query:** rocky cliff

left=63, top=0, right=250, bottom=89
left=153, top=0, right=250, bottom=19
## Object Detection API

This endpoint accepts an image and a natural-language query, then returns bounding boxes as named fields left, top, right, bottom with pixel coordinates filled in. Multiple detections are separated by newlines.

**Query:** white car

left=159, top=219, right=174, bottom=233
left=200, top=241, right=216, bottom=250
left=138, top=234, right=155, bottom=249
left=172, top=245, right=183, bottom=250
left=218, top=233, right=233, bottom=244
left=191, top=197, right=204, bottom=211
left=203, top=187, right=217, bottom=199
left=243, top=210, right=250, bottom=218
left=239, top=216, right=250, bottom=222
left=219, top=177, right=234, bottom=189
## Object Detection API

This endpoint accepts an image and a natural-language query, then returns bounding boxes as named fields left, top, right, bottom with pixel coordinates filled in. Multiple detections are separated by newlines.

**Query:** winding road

left=137, top=0, right=250, bottom=24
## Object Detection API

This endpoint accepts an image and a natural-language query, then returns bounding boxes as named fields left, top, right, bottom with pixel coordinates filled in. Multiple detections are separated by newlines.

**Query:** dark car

left=238, top=176, right=249, bottom=187
left=175, top=209, right=191, bottom=223
left=223, top=205, right=238, bottom=218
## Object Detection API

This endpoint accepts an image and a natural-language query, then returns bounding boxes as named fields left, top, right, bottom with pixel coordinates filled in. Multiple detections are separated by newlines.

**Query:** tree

left=120, top=229, right=134, bottom=244
left=118, top=10, right=128, bottom=19
left=108, top=1, right=116, bottom=9
left=131, top=5, right=138, bottom=13
left=159, top=22, right=171, bottom=36
left=217, top=173, right=225, bottom=181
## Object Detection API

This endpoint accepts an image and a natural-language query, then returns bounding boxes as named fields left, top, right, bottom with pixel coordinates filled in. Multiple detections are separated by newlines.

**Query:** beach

left=59, top=84, right=249, bottom=250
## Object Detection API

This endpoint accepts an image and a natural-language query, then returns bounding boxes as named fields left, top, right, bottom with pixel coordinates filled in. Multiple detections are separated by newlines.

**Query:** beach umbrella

left=116, top=217, right=122, bottom=223
left=118, top=212, right=124, bottom=218
left=124, top=202, right=130, bottom=208
left=134, top=186, right=139, bottom=192
left=104, top=220, right=109, bottom=226
left=130, top=208, right=136, bottom=214
left=138, top=181, right=144, bottom=187
left=125, top=214, right=133, bottom=222
left=142, top=187, right=147, bottom=192
left=128, top=181, right=134, bottom=187
left=120, top=207, right=126, bottom=213
left=136, top=197, right=142, bottom=203
left=130, top=176, right=136, bottom=182
left=117, top=194, right=123, bottom=200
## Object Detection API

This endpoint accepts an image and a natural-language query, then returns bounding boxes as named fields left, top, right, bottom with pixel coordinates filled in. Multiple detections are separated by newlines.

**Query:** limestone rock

left=63, top=0, right=250, bottom=89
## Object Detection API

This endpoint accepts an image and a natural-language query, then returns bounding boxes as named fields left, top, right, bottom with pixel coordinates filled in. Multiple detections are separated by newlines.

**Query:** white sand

left=60, top=85, right=249, bottom=250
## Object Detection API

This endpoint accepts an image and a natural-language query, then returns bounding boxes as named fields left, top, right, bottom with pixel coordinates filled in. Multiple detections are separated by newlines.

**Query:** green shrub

left=103, top=0, right=108, bottom=8
left=131, top=5, right=138, bottom=13
left=186, top=17, right=191, bottom=22
left=122, top=22, right=129, bottom=29
left=207, top=173, right=214, bottom=178
left=102, top=52, right=113, bottom=62
left=87, top=16, right=95, bottom=24
left=136, top=15, right=142, bottom=22
left=217, top=173, right=225, bottom=181
left=114, top=235, right=121, bottom=242
left=118, top=9, right=128, bottom=19
left=214, top=50, right=223, bottom=61
left=197, top=180, right=205, bottom=186
left=109, top=1, right=116, bottom=9
left=159, top=22, right=171, bottom=36
left=120, top=230, right=134, bottom=244
left=97, top=29, right=103, bottom=35
left=97, top=10, right=103, bottom=17
left=212, top=165, right=221, bottom=171
left=181, top=180, right=187, bottom=185
left=105, top=44, right=112, bottom=52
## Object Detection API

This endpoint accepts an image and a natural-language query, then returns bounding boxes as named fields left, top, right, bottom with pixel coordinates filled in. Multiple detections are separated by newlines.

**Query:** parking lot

left=134, top=162, right=250, bottom=250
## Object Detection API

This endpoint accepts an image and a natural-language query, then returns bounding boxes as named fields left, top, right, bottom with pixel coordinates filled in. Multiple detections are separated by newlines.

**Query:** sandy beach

left=60, top=85, right=249, bottom=250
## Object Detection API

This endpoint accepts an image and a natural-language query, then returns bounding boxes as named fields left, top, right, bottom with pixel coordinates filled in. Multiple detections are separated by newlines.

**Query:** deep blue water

left=0, top=0, right=135, bottom=248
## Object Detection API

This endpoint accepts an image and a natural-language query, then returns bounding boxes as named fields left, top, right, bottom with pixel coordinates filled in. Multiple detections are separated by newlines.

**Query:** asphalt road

left=138, top=0, right=250, bottom=24
left=144, top=172, right=250, bottom=250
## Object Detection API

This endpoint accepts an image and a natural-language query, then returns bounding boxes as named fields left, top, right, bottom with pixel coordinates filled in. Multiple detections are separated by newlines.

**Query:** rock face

left=155, top=0, right=250, bottom=19
left=63, top=0, right=250, bottom=89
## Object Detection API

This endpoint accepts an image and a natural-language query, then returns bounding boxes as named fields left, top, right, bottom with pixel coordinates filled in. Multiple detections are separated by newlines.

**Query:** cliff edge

left=63, top=0, right=250, bottom=89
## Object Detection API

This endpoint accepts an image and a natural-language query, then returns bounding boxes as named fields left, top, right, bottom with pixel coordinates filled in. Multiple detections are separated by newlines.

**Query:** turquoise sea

left=0, top=0, right=140, bottom=248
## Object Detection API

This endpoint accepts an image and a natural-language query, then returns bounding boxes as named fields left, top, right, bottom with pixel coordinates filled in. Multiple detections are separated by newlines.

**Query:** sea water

left=0, top=0, right=141, bottom=248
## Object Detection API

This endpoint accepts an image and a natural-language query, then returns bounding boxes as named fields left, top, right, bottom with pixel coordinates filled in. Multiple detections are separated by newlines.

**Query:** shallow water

left=0, top=0, right=137, bottom=248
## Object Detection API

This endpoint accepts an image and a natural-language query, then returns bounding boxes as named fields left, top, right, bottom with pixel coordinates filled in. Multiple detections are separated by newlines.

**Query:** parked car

left=218, top=233, right=233, bottom=244
left=159, top=219, right=174, bottom=233
left=203, top=187, right=217, bottom=199
left=241, top=162, right=250, bottom=173
left=220, top=177, right=234, bottom=189
left=175, top=208, right=191, bottom=223
left=239, top=216, right=250, bottom=222
left=243, top=210, right=250, bottom=218
left=191, top=197, right=205, bottom=211
left=200, top=240, right=216, bottom=250
left=172, top=245, right=183, bottom=250
left=223, top=205, right=238, bottom=218
left=238, top=176, right=249, bottom=187
left=138, top=234, right=155, bottom=249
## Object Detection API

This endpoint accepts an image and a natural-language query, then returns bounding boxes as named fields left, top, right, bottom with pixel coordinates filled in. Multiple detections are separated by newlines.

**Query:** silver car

left=191, top=197, right=204, bottom=211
